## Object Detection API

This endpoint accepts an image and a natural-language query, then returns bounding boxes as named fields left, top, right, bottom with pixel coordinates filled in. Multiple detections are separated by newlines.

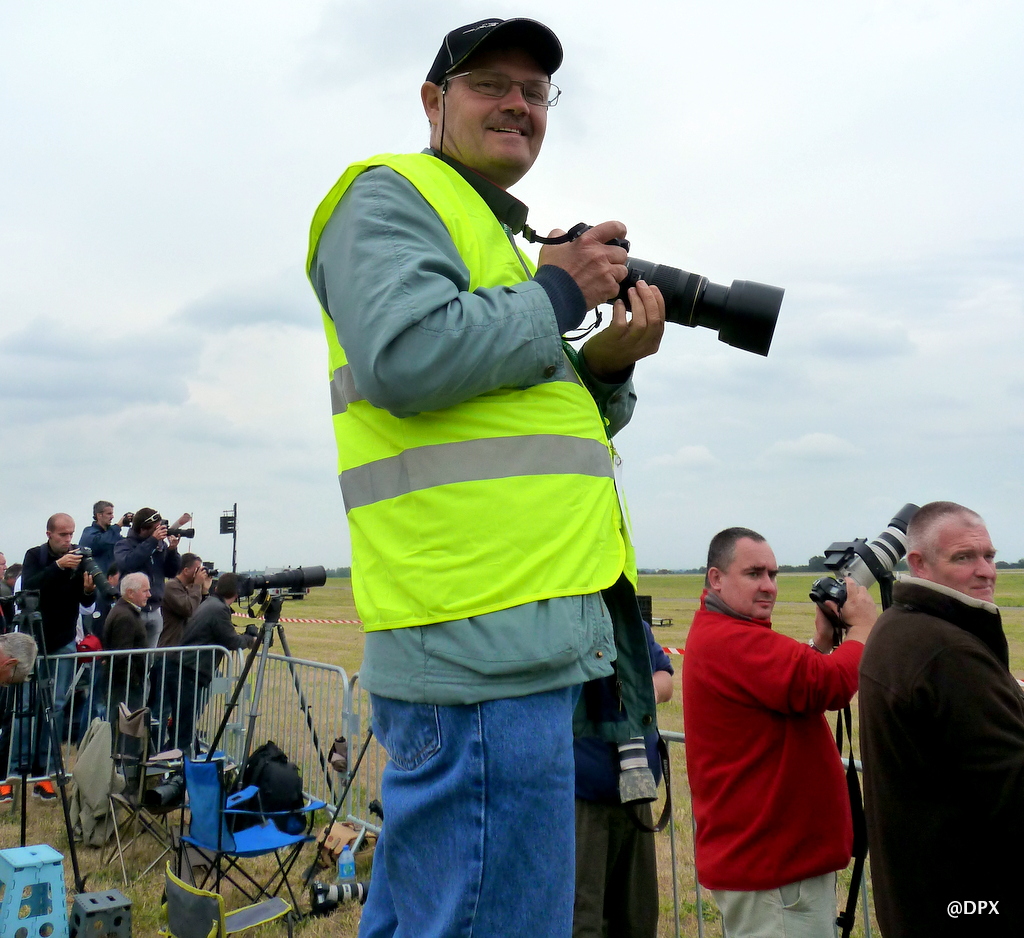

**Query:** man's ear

left=906, top=549, right=925, bottom=577
left=421, top=81, right=442, bottom=127
left=707, top=567, right=723, bottom=591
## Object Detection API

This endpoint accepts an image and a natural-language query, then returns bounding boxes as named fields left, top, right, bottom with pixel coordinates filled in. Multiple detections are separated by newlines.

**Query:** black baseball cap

left=425, top=17, right=563, bottom=84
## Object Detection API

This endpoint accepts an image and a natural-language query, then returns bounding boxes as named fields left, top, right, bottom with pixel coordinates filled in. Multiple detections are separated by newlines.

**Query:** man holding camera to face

left=159, top=553, right=211, bottom=648
left=308, top=16, right=666, bottom=938
left=79, top=500, right=131, bottom=576
left=859, top=502, right=1024, bottom=936
left=683, top=527, right=877, bottom=938
left=114, top=507, right=190, bottom=647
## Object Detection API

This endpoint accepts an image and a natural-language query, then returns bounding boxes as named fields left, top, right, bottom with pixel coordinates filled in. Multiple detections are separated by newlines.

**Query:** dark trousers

left=149, top=659, right=204, bottom=756
left=573, top=798, right=659, bottom=938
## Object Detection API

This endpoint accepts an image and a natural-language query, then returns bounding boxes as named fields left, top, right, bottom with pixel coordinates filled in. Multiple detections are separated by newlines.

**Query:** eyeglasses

left=444, top=69, right=561, bottom=108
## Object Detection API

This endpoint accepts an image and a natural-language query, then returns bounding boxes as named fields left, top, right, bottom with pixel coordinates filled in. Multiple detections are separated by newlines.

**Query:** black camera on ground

left=809, top=504, right=920, bottom=614
left=143, top=772, right=185, bottom=808
left=70, top=546, right=113, bottom=598
left=310, top=880, right=369, bottom=915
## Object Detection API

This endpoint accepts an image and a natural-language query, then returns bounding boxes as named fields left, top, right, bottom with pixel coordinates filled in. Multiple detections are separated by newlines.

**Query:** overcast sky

left=2, top=0, right=1022, bottom=573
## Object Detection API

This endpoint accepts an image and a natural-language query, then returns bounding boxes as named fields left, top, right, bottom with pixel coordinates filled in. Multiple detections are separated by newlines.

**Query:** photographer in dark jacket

left=114, top=507, right=189, bottom=648
left=16, top=513, right=95, bottom=797
left=79, top=500, right=131, bottom=576
left=860, top=502, right=1024, bottom=936
left=154, top=573, right=255, bottom=755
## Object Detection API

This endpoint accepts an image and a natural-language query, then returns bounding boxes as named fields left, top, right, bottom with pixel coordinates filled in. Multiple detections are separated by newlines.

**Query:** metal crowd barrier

left=1, top=647, right=875, bottom=937
left=237, top=651, right=350, bottom=804
left=338, top=685, right=875, bottom=938
left=1, top=646, right=238, bottom=780
left=1, top=646, right=349, bottom=808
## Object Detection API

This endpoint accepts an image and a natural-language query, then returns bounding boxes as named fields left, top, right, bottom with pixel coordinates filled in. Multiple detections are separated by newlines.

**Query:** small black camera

left=809, top=575, right=847, bottom=609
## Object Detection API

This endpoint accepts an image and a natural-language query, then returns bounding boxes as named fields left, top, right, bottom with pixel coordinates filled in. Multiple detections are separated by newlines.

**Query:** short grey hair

left=906, top=501, right=984, bottom=559
left=120, top=572, right=150, bottom=595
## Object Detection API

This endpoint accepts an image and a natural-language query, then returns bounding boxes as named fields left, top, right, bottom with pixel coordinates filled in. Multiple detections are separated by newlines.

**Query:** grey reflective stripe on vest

left=331, top=366, right=363, bottom=415
left=340, top=434, right=612, bottom=512
left=331, top=350, right=581, bottom=416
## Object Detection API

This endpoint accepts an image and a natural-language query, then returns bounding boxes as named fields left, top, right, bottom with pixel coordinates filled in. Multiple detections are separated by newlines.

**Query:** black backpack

left=230, top=740, right=305, bottom=834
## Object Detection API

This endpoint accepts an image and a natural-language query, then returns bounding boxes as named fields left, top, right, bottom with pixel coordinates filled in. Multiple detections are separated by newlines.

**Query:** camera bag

left=230, top=740, right=305, bottom=833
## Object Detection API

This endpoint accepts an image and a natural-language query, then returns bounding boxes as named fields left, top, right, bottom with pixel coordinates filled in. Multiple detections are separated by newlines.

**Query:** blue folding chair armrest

left=225, top=786, right=259, bottom=809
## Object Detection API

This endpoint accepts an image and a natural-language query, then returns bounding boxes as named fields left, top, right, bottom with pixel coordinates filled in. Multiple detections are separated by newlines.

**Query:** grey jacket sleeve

left=310, top=167, right=570, bottom=417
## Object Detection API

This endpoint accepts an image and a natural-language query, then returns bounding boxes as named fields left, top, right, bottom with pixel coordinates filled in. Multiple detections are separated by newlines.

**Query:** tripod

left=8, top=591, right=86, bottom=892
left=206, top=595, right=335, bottom=800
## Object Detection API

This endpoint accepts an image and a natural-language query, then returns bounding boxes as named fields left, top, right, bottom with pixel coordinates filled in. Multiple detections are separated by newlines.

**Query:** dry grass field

left=4, top=573, right=1022, bottom=936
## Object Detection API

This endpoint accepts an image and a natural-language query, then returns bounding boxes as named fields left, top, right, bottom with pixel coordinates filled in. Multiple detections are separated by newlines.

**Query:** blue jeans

left=10, top=640, right=78, bottom=777
left=360, top=687, right=577, bottom=938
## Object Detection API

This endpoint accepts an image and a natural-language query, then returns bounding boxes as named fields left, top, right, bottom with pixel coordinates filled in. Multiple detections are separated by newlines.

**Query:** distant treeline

left=249, top=561, right=1024, bottom=580
left=641, top=557, right=1024, bottom=576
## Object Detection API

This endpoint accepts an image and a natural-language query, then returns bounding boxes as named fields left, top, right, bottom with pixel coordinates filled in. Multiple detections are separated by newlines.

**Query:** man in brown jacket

left=159, top=554, right=210, bottom=648
left=859, top=501, right=1024, bottom=937
left=104, top=572, right=152, bottom=720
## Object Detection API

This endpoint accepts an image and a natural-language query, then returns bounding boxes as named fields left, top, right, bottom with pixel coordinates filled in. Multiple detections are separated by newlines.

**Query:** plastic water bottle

left=337, top=844, right=356, bottom=886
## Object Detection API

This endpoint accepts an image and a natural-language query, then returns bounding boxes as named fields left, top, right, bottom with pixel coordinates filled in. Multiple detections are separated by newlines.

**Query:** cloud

left=0, top=318, right=192, bottom=418
left=299, top=0, right=478, bottom=91
left=757, top=433, right=862, bottom=465
left=802, top=309, right=914, bottom=361
left=649, top=446, right=718, bottom=470
left=173, top=268, right=319, bottom=332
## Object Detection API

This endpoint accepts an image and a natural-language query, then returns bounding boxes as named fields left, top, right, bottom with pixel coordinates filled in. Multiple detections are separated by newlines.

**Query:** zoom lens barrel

left=621, top=259, right=783, bottom=357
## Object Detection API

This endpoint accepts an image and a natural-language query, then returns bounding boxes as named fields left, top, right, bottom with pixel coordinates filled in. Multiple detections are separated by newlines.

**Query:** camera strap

left=623, top=734, right=673, bottom=833
left=520, top=222, right=590, bottom=245
left=834, top=703, right=867, bottom=938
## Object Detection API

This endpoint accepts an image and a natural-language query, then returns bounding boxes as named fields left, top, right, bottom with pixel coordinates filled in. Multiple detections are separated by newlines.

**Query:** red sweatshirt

left=682, top=592, right=861, bottom=891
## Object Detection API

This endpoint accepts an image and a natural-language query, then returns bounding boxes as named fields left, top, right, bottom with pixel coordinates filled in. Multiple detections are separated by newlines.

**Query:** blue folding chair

left=179, top=758, right=326, bottom=912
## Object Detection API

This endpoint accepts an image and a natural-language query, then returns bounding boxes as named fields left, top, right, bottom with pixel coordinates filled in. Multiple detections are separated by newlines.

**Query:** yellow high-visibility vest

left=308, top=152, right=635, bottom=631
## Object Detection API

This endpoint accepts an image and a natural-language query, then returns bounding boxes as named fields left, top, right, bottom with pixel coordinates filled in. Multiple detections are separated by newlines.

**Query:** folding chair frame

left=102, top=702, right=182, bottom=884
left=162, top=861, right=293, bottom=938
left=178, top=758, right=325, bottom=913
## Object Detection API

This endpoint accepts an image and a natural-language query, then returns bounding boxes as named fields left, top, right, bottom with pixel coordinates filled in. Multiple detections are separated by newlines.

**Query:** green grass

left=7, top=572, right=1022, bottom=937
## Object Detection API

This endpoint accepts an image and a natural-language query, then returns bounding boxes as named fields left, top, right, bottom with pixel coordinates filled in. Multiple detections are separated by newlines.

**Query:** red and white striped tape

left=232, top=615, right=689, bottom=648
left=232, top=614, right=362, bottom=625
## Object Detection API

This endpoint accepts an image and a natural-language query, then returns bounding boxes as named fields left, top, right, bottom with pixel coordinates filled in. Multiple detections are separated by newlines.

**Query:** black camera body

left=808, top=504, right=920, bottom=615
left=70, top=546, right=113, bottom=598
left=809, top=575, right=847, bottom=609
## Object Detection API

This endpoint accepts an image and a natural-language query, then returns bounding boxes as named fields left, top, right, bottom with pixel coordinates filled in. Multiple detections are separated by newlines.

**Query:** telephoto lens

left=619, top=258, right=783, bottom=357
left=143, top=772, right=185, bottom=808
left=809, top=504, right=920, bottom=611
left=309, top=880, right=369, bottom=916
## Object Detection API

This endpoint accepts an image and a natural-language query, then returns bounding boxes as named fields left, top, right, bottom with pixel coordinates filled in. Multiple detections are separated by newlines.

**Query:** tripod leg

left=274, top=624, right=336, bottom=800
left=33, top=650, right=87, bottom=893
left=301, top=727, right=375, bottom=890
